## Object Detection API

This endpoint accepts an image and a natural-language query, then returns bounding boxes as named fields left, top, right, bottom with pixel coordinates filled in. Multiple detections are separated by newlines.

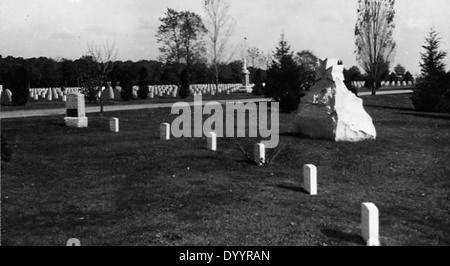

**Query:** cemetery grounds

left=1, top=93, right=449, bottom=246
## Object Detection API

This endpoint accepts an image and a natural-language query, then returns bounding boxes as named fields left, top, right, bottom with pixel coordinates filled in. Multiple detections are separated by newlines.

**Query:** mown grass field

left=1, top=93, right=449, bottom=246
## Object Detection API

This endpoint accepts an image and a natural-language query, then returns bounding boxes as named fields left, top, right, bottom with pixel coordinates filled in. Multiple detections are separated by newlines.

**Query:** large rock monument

left=292, top=58, right=376, bottom=142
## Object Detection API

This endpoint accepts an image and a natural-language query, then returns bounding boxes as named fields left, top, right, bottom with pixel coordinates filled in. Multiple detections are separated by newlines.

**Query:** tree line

left=0, top=55, right=264, bottom=89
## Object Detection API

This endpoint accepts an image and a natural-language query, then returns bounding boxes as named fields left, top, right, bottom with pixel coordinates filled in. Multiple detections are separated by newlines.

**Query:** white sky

left=0, top=0, right=449, bottom=75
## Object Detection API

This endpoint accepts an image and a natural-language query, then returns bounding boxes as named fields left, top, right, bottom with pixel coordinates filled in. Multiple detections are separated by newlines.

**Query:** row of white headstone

left=22, top=83, right=246, bottom=102
left=29, top=87, right=77, bottom=102
left=352, top=80, right=415, bottom=88
left=158, top=122, right=380, bottom=246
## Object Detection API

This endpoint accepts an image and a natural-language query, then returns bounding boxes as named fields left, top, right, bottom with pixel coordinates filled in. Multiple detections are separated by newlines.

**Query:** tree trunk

left=371, top=81, right=377, bottom=96
left=100, top=87, right=104, bottom=116
left=215, top=62, right=219, bottom=96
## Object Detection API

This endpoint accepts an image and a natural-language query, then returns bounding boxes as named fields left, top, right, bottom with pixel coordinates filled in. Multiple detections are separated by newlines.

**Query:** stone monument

left=240, top=58, right=252, bottom=93
left=64, top=93, right=88, bottom=128
left=292, top=58, right=376, bottom=142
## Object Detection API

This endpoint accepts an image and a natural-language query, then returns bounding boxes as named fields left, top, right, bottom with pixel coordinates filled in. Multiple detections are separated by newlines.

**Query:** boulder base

left=293, top=58, right=376, bottom=142
left=64, top=117, right=88, bottom=128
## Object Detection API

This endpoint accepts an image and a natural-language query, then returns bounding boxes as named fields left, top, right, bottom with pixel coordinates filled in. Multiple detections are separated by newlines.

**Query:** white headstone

left=149, top=92, right=154, bottom=99
left=254, top=143, right=265, bottom=165
left=110, top=118, right=119, bottom=133
left=47, top=90, right=52, bottom=101
left=5, top=89, right=12, bottom=102
left=361, top=203, right=380, bottom=246
left=66, top=238, right=81, bottom=246
left=62, top=95, right=67, bottom=102
left=109, top=87, right=115, bottom=100
left=34, top=94, right=39, bottom=100
left=160, top=123, right=170, bottom=140
left=303, top=164, right=317, bottom=195
left=207, top=132, right=217, bottom=151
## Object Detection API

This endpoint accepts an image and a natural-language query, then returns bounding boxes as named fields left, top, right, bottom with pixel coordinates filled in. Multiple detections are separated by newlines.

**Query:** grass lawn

left=1, top=93, right=449, bottom=246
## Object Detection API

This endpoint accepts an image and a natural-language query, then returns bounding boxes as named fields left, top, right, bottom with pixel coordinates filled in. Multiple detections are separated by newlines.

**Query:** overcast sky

left=1, top=0, right=449, bottom=75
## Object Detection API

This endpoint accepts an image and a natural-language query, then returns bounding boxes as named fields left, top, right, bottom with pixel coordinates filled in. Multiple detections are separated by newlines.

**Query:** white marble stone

left=66, top=93, right=86, bottom=117
left=293, top=58, right=376, bottom=142
left=361, top=203, right=380, bottom=246
left=160, top=123, right=170, bottom=140
left=207, top=132, right=217, bottom=151
left=109, top=87, right=115, bottom=100
left=303, top=164, right=317, bottom=195
left=62, top=95, right=67, bottom=102
left=64, top=93, right=87, bottom=128
left=5, top=89, right=12, bottom=102
left=110, top=118, right=119, bottom=133
left=254, top=143, right=265, bottom=165
left=64, top=117, right=88, bottom=128
left=66, top=238, right=81, bottom=246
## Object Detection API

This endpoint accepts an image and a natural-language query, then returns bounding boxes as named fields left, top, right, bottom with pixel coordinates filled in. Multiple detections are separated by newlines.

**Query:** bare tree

left=85, top=41, right=118, bottom=114
left=355, top=0, right=396, bottom=95
left=246, top=47, right=266, bottom=69
left=203, top=0, right=236, bottom=92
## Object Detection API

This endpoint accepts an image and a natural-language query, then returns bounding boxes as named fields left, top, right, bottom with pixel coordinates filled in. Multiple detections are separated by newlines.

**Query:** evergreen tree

left=120, top=70, right=133, bottom=101
left=264, top=34, right=305, bottom=113
left=11, top=66, right=29, bottom=106
left=137, top=67, right=149, bottom=100
left=412, top=29, right=449, bottom=113
left=252, top=69, right=265, bottom=96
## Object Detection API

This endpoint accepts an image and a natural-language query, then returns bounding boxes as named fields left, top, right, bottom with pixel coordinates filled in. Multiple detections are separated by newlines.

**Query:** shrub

left=252, top=69, right=265, bottom=96
left=137, top=67, right=149, bottom=100
left=412, top=72, right=450, bottom=112
left=120, top=71, right=133, bottom=101
left=11, top=66, right=29, bottom=106
left=137, top=83, right=149, bottom=100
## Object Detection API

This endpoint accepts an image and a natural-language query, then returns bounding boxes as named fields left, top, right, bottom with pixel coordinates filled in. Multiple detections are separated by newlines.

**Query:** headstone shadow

left=276, top=183, right=309, bottom=195
left=321, top=228, right=365, bottom=245
left=49, top=121, right=66, bottom=127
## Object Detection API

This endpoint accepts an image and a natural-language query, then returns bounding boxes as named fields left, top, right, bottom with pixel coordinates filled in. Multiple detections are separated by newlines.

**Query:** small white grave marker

left=47, top=91, right=52, bottom=101
left=303, top=164, right=317, bottom=195
left=66, top=238, right=81, bottom=246
left=5, top=89, right=12, bottom=102
left=254, top=143, right=265, bottom=165
left=160, top=123, right=170, bottom=140
left=361, top=203, right=380, bottom=246
left=110, top=118, right=119, bottom=133
left=207, top=132, right=217, bottom=151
